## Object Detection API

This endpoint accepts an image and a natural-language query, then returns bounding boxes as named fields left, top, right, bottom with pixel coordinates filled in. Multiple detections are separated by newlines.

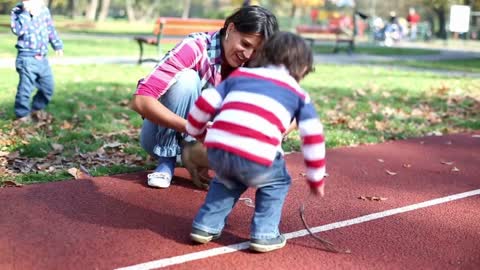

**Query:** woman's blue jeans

left=14, top=55, right=54, bottom=118
left=140, top=69, right=202, bottom=158
left=193, top=149, right=292, bottom=240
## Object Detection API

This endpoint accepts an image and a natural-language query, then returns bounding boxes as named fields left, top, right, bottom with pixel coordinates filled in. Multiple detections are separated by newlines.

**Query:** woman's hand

left=131, top=95, right=187, bottom=133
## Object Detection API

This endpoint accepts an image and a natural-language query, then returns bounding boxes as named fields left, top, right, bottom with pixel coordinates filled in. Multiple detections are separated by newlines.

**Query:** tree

left=97, top=0, right=112, bottom=21
left=125, top=0, right=136, bottom=22
left=67, top=0, right=75, bottom=18
left=425, top=0, right=467, bottom=39
left=85, top=0, right=99, bottom=21
left=182, top=0, right=191, bottom=19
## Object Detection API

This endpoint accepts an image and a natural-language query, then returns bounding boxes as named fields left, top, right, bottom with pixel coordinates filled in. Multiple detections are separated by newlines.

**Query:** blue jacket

left=11, top=3, right=63, bottom=57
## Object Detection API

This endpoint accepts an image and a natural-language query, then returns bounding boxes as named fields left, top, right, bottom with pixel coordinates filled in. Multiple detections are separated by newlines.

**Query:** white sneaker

left=147, top=172, right=172, bottom=188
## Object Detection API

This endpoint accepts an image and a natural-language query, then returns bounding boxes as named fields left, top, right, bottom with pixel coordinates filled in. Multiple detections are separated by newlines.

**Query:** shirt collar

left=207, top=31, right=222, bottom=65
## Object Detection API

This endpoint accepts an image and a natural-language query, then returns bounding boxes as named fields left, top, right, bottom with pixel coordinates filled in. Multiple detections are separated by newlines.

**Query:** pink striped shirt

left=135, top=31, right=223, bottom=99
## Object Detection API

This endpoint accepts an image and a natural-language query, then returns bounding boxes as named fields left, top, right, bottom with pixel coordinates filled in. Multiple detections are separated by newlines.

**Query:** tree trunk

left=86, top=0, right=99, bottom=21
left=290, top=4, right=296, bottom=18
left=67, top=0, right=75, bottom=19
left=182, top=0, right=192, bottom=19
left=125, top=0, right=136, bottom=22
left=434, top=6, right=447, bottom=40
left=97, top=0, right=112, bottom=22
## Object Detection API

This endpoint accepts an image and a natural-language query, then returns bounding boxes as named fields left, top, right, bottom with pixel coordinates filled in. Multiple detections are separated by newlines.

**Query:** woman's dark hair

left=221, top=5, right=278, bottom=39
left=253, top=31, right=314, bottom=81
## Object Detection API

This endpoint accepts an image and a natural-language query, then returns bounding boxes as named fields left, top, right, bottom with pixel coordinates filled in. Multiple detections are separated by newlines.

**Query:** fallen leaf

left=0, top=151, right=9, bottom=157
left=426, top=131, right=443, bottom=136
left=374, top=121, right=387, bottom=131
left=403, top=164, right=411, bottom=168
left=1, top=180, right=23, bottom=188
left=385, top=170, right=397, bottom=176
left=51, top=143, right=64, bottom=152
left=239, top=197, right=255, bottom=207
left=61, top=121, right=73, bottom=130
left=441, top=161, right=454, bottom=165
left=451, top=167, right=460, bottom=172
left=445, top=141, right=452, bottom=145
left=355, top=88, right=366, bottom=96
left=103, top=142, right=123, bottom=148
left=358, top=196, right=387, bottom=201
left=119, top=99, right=130, bottom=106
left=377, top=158, right=384, bottom=163
left=67, top=166, right=92, bottom=180
left=36, top=162, right=52, bottom=170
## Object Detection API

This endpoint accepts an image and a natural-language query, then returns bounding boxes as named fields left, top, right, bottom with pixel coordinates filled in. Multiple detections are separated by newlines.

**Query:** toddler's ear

left=300, top=66, right=308, bottom=78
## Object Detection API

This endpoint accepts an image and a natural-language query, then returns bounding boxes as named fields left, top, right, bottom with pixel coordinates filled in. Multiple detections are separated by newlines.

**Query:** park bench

left=296, top=24, right=355, bottom=54
left=133, top=17, right=225, bottom=64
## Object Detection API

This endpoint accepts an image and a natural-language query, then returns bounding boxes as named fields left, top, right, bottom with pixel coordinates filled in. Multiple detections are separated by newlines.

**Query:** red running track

left=0, top=133, right=479, bottom=270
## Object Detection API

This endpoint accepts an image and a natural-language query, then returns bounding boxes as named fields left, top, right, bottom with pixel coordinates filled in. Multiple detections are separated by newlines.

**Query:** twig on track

left=300, top=194, right=351, bottom=254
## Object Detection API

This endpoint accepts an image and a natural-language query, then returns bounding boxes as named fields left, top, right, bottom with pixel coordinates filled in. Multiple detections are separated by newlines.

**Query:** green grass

left=394, top=58, right=480, bottom=73
left=0, top=33, right=176, bottom=58
left=0, top=64, right=154, bottom=183
left=1, top=63, right=479, bottom=184
left=0, top=15, right=153, bottom=35
left=296, top=65, right=480, bottom=149
left=312, top=43, right=441, bottom=56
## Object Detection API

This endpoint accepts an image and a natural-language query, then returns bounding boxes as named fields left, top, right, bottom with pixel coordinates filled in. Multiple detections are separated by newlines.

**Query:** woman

left=131, top=6, right=279, bottom=188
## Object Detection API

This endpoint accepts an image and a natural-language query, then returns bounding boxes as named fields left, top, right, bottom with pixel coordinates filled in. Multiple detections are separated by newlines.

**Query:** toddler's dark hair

left=253, top=31, right=314, bottom=81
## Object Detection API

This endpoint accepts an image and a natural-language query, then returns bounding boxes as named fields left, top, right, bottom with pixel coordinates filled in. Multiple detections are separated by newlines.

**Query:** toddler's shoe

left=147, top=172, right=172, bottom=188
left=14, top=115, right=31, bottom=124
left=190, top=228, right=221, bottom=244
left=250, top=234, right=286, bottom=253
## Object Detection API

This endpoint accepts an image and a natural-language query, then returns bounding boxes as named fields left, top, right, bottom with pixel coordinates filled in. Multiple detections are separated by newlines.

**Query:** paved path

left=1, top=32, right=479, bottom=77
left=313, top=52, right=480, bottom=78
left=1, top=133, right=479, bottom=270
left=1, top=51, right=479, bottom=78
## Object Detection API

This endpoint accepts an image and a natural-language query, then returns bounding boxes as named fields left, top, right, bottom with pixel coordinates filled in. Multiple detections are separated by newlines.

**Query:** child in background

left=10, top=0, right=63, bottom=122
left=186, top=31, right=326, bottom=252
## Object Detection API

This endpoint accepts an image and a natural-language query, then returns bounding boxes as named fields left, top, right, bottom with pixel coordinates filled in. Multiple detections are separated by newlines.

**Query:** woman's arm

left=131, top=35, right=210, bottom=133
left=131, top=95, right=187, bottom=133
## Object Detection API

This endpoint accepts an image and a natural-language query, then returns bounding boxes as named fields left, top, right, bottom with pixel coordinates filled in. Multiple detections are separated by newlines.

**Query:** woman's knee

left=160, top=69, right=202, bottom=117
left=163, top=69, right=202, bottom=101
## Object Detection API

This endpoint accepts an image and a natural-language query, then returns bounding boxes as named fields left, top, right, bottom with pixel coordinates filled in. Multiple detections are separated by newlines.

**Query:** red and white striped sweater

left=186, top=66, right=326, bottom=188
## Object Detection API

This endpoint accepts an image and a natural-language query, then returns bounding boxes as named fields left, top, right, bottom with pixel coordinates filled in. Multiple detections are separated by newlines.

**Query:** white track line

left=115, top=189, right=480, bottom=270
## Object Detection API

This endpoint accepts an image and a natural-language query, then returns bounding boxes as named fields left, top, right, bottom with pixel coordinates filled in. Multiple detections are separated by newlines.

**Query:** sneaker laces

left=148, top=172, right=171, bottom=181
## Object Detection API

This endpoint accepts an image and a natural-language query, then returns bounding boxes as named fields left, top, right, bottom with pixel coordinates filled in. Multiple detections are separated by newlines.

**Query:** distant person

left=310, top=8, right=319, bottom=24
left=130, top=6, right=278, bottom=189
left=407, top=7, right=421, bottom=40
left=186, top=32, right=327, bottom=253
left=10, top=0, right=63, bottom=122
left=384, top=11, right=402, bottom=46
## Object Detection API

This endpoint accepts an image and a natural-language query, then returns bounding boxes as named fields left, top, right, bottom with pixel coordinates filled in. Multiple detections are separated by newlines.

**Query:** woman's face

left=223, top=23, right=264, bottom=68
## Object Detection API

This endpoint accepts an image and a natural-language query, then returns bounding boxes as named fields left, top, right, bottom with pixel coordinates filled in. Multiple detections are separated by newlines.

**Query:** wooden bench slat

left=296, top=24, right=355, bottom=54
left=161, top=27, right=222, bottom=36
left=134, top=17, right=225, bottom=64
